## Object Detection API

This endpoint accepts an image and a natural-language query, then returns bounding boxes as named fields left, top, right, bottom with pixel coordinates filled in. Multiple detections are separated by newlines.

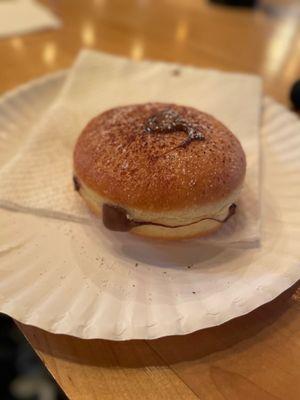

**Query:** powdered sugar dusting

left=74, top=103, right=246, bottom=210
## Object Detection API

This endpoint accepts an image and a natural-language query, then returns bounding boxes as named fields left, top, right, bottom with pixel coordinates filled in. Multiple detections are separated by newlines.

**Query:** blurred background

left=0, top=0, right=299, bottom=398
left=1, top=0, right=300, bottom=106
left=0, top=315, right=67, bottom=399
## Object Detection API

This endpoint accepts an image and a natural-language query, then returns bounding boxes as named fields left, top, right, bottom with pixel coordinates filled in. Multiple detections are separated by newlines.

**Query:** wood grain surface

left=1, top=0, right=300, bottom=398
left=18, top=283, right=300, bottom=400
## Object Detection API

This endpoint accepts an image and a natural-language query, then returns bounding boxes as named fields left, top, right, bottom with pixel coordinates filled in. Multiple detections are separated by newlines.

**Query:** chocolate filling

left=73, top=175, right=81, bottom=191
left=102, top=203, right=236, bottom=232
left=144, top=109, right=205, bottom=148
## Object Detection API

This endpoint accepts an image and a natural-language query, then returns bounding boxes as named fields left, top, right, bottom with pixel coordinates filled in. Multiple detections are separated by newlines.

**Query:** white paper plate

left=0, top=72, right=299, bottom=340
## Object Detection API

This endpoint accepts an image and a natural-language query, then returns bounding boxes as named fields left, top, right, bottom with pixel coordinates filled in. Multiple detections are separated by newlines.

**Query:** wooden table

left=1, top=0, right=300, bottom=398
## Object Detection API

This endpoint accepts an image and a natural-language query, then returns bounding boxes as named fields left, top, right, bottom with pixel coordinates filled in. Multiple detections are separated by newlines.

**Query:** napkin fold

left=0, top=50, right=262, bottom=244
left=0, top=0, right=60, bottom=38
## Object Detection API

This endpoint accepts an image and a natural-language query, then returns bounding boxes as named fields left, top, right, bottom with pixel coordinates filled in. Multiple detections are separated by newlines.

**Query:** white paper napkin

left=0, top=0, right=60, bottom=38
left=0, top=50, right=262, bottom=244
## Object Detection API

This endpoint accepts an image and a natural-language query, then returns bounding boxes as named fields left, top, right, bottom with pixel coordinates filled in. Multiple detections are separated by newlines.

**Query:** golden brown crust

left=74, top=103, right=246, bottom=211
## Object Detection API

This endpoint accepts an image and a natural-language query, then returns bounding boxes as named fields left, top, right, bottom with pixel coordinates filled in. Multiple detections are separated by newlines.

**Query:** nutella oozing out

left=102, top=203, right=237, bottom=232
left=73, top=175, right=81, bottom=191
left=144, top=108, right=205, bottom=148
left=73, top=102, right=246, bottom=238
